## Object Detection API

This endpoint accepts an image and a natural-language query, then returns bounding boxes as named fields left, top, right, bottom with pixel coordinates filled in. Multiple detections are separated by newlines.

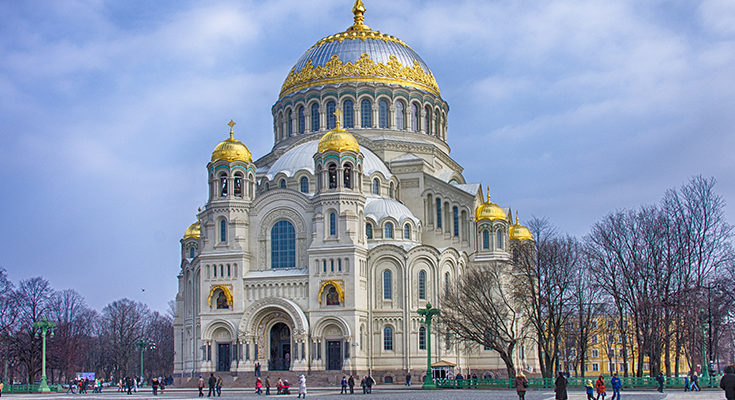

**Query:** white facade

left=174, top=2, right=537, bottom=384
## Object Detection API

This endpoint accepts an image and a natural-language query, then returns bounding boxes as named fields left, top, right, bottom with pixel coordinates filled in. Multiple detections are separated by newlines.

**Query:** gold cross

left=486, top=185, right=491, bottom=203
left=227, top=119, right=236, bottom=139
left=333, top=109, right=342, bottom=129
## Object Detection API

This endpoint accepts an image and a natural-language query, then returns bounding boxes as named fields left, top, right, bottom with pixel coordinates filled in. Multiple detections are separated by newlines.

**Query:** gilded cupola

left=183, top=220, right=201, bottom=239
left=279, top=0, right=440, bottom=98
left=211, top=120, right=252, bottom=163
left=509, top=211, right=533, bottom=241
left=475, top=188, right=508, bottom=222
left=318, top=110, right=360, bottom=153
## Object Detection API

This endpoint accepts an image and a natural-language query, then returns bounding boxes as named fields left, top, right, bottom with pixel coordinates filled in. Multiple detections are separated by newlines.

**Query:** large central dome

left=279, top=0, right=439, bottom=98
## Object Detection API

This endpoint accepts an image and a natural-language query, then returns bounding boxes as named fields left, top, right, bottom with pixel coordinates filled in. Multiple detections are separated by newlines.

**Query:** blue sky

left=1, top=0, right=734, bottom=313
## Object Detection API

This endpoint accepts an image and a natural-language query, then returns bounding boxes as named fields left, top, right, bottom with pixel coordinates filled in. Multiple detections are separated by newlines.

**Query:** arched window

left=483, top=230, right=490, bottom=249
left=444, top=272, right=450, bottom=297
left=404, top=224, right=411, bottom=240
left=298, top=106, right=305, bottom=134
left=338, top=259, right=342, bottom=272
left=189, top=247, right=195, bottom=259
left=424, top=106, right=431, bottom=135
left=384, top=326, right=393, bottom=351
left=436, top=199, right=442, bottom=229
left=219, top=174, right=228, bottom=197
left=453, top=206, right=459, bottom=237
left=300, top=176, right=309, bottom=193
left=326, top=100, right=336, bottom=129
left=311, top=103, right=320, bottom=132
left=271, top=220, right=296, bottom=269
left=287, top=109, right=293, bottom=137
left=234, top=173, right=243, bottom=197
left=366, top=223, right=373, bottom=239
left=343, top=163, right=352, bottom=189
left=213, top=265, right=217, bottom=277
left=280, top=179, right=286, bottom=188
left=378, top=99, right=388, bottom=128
left=330, top=260, right=334, bottom=272
left=411, top=103, right=418, bottom=132
left=329, top=212, right=337, bottom=236
left=497, top=230, right=504, bottom=250
left=361, top=99, right=372, bottom=128
left=220, top=219, right=227, bottom=242
left=328, top=163, right=337, bottom=189
left=435, top=111, right=440, bottom=137
left=418, top=270, right=426, bottom=300
left=389, top=182, right=394, bottom=198
left=343, top=99, right=354, bottom=128
left=419, top=326, right=426, bottom=350
left=384, top=222, right=393, bottom=239
left=395, top=101, right=404, bottom=130
left=383, top=270, right=392, bottom=299
left=323, top=260, right=327, bottom=273
left=372, top=178, right=379, bottom=195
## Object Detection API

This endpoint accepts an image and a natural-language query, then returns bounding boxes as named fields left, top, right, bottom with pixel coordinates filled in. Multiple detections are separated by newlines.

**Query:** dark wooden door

left=327, top=340, right=342, bottom=370
left=217, top=343, right=231, bottom=371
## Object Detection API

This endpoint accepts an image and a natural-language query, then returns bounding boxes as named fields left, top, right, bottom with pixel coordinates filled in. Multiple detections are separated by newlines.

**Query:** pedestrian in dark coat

left=655, top=373, right=665, bottom=393
left=208, top=373, right=217, bottom=397
left=514, top=371, right=529, bottom=400
left=348, top=376, right=355, bottom=394
left=721, top=364, right=735, bottom=400
left=554, top=372, right=568, bottom=400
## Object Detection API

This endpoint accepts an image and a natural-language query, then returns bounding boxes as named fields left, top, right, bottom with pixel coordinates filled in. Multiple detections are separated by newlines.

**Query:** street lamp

left=134, top=339, right=156, bottom=383
left=417, top=303, right=441, bottom=389
left=33, top=317, right=55, bottom=393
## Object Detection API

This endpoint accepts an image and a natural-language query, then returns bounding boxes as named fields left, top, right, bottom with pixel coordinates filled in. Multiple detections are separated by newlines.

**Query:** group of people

left=338, top=375, right=376, bottom=394
left=197, top=373, right=223, bottom=397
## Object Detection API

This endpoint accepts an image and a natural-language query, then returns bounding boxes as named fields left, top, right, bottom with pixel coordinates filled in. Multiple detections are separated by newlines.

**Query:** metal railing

left=434, top=376, right=721, bottom=389
left=5, top=384, right=62, bottom=393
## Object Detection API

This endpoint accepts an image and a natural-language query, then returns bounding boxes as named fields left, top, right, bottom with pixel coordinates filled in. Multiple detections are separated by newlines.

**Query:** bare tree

left=10, top=277, right=54, bottom=384
left=46, top=289, right=97, bottom=383
left=442, top=262, right=526, bottom=378
left=98, top=299, right=150, bottom=379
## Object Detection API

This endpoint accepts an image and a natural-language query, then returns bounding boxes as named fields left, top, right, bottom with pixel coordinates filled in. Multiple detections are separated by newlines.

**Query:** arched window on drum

left=361, top=99, right=372, bottom=128
left=311, top=103, right=320, bottom=132
left=297, top=106, right=305, bottom=134
left=378, top=99, right=388, bottom=128
left=300, top=176, right=309, bottom=193
left=395, top=101, right=405, bottom=130
left=326, top=101, right=337, bottom=129
left=343, top=99, right=354, bottom=128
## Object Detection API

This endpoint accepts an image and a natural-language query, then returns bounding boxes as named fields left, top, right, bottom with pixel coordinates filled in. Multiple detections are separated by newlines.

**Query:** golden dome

left=509, top=212, right=533, bottom=241
left=211, top=120, right=252, bottom=163
left=475, top=188, right=508, bottom=222
left=184, top=220, right=200, bottom=239
left=318, top=110, right=359, bottom=153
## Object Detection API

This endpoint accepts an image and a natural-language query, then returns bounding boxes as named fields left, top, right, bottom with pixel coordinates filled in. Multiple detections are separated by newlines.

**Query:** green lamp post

left=33, top=317, right=56, bottom=393
left=417, top=303, right=441, bottom=389
left=700, top=309, right=709, bottom=379
left=134, top=339, right=155, bottom=383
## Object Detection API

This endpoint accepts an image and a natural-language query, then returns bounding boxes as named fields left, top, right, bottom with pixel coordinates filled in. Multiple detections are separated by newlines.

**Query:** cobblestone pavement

left=6, top=388, right=725, bottom=400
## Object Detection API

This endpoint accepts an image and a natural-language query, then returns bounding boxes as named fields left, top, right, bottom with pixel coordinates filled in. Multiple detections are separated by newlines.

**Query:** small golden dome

left=211, top=120, right=252, bottom=163
left=318, top=110, right=359, bottom=153
left=509, top=212, right=533, bottom=241
left=184, top=220, right=200, bottom=239
left=475, top=188, right=508, bottom=222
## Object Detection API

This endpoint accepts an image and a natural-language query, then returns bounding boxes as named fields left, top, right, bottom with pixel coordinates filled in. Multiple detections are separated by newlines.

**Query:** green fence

left=435, top=376, right=721, bottom=389
left=5, top=384, right=62, bottom=393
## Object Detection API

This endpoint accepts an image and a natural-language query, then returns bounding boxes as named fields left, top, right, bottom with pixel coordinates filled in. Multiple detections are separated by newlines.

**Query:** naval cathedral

left=174, top=0, right=537, bottom=384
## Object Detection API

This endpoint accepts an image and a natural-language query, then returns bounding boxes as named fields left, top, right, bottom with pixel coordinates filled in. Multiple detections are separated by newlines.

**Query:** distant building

left=174, top=0, right=537, bottom=383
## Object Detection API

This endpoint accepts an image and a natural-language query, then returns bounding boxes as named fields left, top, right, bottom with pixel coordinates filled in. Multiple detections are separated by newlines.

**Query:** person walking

left=340, top=376, right=348, bottom=394
left=276, top=378, right=283, bottom=395
left=198, top=375, right=205, bottom=397
left=610, top=372, right=621, bottom=400
left=655, top=372, right=665, bottom=393
left=216, top=375, right=223, bottom=397
left=125, top=376, right=133, bottom=395
left=595, top=375, right=606, bottom=400
left=255, top=362, right=261, bottom=377
left=720, top=364, right=735, bottom=400
left=361, top=376, right=367, bottom=394
left=514, top=371, right=529, bottom=400
left=405, top=373, right=411, bottom=387
left=297, top=374, right=307, bottom=399
left=684, top=374, right=690, bottom=391
left=366, top=375, right=374, bottom=394
left=690, top=371, right=700, bottom=391
left=265, top=376, right=271, bottom=395
left=585, top=380, right=595, bottom=400
left=152, top=377, right=159, bottom=396
left=208, top=373, right=217, bottom=397
left=554, top=371, right=568, bottom=400
left=256, top=377, right=263, bottom=395
left=0, top=379, right=3, bottom=397
left=348, top=375, right=355, bottom=394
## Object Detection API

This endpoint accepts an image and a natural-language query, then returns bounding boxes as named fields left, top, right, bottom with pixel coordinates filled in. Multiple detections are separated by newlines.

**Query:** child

left=585, top=380, right=595, bottom=400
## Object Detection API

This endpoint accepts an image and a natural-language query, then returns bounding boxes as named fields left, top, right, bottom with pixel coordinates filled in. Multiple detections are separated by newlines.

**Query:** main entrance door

left=327, top=340, right=342, bottom=370
left=269, top=323, right=291, bottom=371
left=217, top=343, right=231, bottom=372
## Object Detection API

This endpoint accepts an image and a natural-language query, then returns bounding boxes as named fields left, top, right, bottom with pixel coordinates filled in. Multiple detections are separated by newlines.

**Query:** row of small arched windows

left=366, top=222, right=411, bottom=240
left=218, top=171, right=255, bottom=198
left=426, top=194, right=469, bottom=240
left=481, top=228, right=505, bottom=250
left=382, top=269, right=427, bottom=300
left=276, top=98, right=446, bottom=141
left=315, top=258, right=347, bottom=274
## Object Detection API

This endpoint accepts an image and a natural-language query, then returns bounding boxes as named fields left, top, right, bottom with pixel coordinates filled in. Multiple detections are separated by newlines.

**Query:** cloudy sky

left=1, top=0, right=734, bottom=313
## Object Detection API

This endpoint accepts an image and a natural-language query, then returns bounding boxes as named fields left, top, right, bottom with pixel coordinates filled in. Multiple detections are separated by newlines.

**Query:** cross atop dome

left=334, top=109, right=343, bottom=129
left=227, top=119, right=236, bottom=140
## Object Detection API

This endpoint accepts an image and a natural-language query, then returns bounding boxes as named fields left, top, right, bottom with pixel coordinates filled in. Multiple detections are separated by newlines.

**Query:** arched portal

left=270, top=323, right=291, bottom=371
